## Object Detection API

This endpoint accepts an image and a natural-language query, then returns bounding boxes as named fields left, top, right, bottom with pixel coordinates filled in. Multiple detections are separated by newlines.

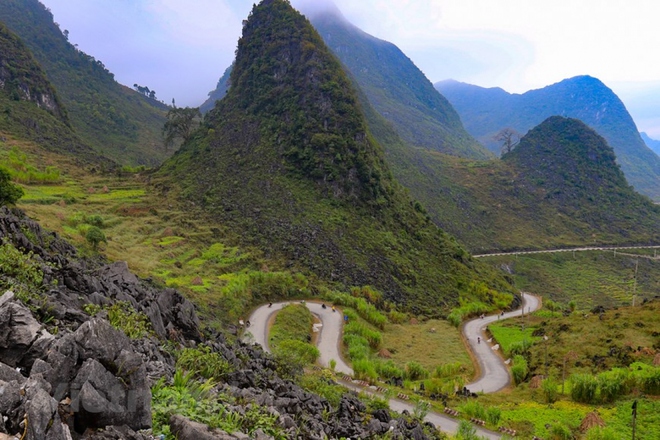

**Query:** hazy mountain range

left=436, top=76, right=660, bottom=201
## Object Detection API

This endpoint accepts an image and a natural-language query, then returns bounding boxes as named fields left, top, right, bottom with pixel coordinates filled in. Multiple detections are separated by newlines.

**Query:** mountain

left=641, top=132, right=660, bottom=157
left=436, top=76, right=660, bottom=201
left=200, top=64, right=232, bottom=114
left=201, top=2, right=490, bottom=160
left=0, top=0, right=169, bottom=166
left=0, top=22, right=113, bottom=167
left=158, top=0, right=513, bottom=314
left=374, top=117, right=660, bottom=252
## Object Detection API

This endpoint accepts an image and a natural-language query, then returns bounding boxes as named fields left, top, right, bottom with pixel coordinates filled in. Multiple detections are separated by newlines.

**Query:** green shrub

left=273, top=339, right=320, bottom=365
left=460, top=400, right=486, bottom=420
left=387, top=310, right=407, bottom=324
left=344, top=321, right=382, bottom=349
left=456, top=419, right=479, bottom=440
left=353, top=358, right=378, bottom=381
left=0, top=166, right=24, bottom=205
left=85, top=226, right=107, bottom=250
left=509, top=339, right=533, bottom=356
left=105, top=301, right=152, bottom=339
left=570, top=373, right=598, bottom=403
left=0, top=240, right=43, bottom=296
left=639, top=366, right=660, bottom=395
left=511, top=355, right=528, bottom=385
left=375, top=360, right=405, bottom=380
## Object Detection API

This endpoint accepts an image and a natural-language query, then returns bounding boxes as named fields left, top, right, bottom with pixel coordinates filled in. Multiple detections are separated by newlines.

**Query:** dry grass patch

left=382, top=319, right=473, bottom=376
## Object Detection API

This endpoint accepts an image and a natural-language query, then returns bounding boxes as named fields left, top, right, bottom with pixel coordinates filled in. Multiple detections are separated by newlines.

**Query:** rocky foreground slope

left=0, top=206, right=444, bottom=439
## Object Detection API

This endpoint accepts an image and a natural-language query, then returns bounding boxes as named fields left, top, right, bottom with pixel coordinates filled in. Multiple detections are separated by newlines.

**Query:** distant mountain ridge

left=0, top=0, right=169, bottom=166
left=436, top=76, right=660, bottom=201
left=641, top=132, right=660, bottom=157
left=161, top=0, right=513, bottom=314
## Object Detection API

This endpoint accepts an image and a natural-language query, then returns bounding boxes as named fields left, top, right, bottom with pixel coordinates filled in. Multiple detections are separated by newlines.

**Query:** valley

left=1, top=0, right=659, bottom=439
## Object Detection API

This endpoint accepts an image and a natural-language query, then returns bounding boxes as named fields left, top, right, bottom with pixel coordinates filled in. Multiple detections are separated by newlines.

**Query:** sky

left=40, top=0, right=660, bottom=138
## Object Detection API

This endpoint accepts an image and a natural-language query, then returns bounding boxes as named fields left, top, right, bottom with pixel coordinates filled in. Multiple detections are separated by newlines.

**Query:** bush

left=85, top=226, right=107, bottom=250
left=639, top=366, right=660, bottom=395
left=460, top=400, right=486, bottom=420
left=511, top=355, right=528, bottom=385
left=105, top=301, right=152, bottom=339
left=344, top=321, right=382, bottom=349
left=570, top=373, right=598, bottom=403
left=0, top=166, right=23, bottom=206
left=375, top=360, right=405, bottom=380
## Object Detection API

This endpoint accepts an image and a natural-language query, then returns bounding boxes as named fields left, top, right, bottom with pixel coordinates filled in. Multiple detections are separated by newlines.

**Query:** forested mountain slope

left=159, top=0, right=513, bottom=314
left=0, top=0, right=169, bottom=166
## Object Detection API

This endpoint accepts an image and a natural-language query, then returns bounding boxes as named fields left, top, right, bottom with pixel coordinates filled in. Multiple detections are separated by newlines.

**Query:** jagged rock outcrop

left=1, top=205, right=444, bottom=439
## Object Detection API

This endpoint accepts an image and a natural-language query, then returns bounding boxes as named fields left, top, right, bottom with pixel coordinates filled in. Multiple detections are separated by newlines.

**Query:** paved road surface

left=245, top=299, right=540, bottom=438
left=474, top=245, right=660, bottom=258
left=245, top=301, right=353, bottom=375
left=464, top=293, right=541, bottom=393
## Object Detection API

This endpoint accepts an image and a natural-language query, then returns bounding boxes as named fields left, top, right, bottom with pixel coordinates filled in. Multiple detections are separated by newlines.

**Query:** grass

left=488, top=321, right=541, bottom=357
left=382, top=319, right=473, bottom=377
left=483, top=251, right=660, bottom=309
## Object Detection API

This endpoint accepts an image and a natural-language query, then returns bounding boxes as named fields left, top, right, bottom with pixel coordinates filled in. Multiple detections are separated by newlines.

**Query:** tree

left=0, top=167, right=23, bottom=206
left=163, top=107, right=202, bottom=148
left=85, top=226, right=107, bottom=251
left=494, top=127, right=521, bottom=155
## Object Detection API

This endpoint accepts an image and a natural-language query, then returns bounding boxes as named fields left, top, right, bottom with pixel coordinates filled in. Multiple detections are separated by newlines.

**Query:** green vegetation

left=269, top=304, right=319, bottom=376
left=0, top=239, right=43, bottom=300
left=163, top=107, right=201, bottom=147
left=0, top=0, right=169, bottom=166
left=157, top=0, right=514, bottom=317
left=176, top=345, right=233, bottom=381
left=437, top=75, right=660, bottom=201
left=84, top=301, right=152, bottom=339
left=306, top=11, right=490, bottom=160
left=485, top=251, right=660, bottom=307
left=152, top=370, right=286, bottom=440
left=0, top=166, right=24, bottom=205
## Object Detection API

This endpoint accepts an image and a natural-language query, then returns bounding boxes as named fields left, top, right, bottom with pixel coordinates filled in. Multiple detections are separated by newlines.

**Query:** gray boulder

left=169, top=414, right=239, bottom=440
left=0, top=301, right=42, bottom=367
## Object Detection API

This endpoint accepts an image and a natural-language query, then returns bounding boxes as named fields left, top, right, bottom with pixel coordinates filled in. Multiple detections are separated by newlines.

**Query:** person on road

left=477, top=336, right=481, bottom=344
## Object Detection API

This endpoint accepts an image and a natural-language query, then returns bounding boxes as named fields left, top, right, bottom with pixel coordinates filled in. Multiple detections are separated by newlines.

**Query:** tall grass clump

left=405, top=361, right=429, bottom=381
left=597, top=368, right=629, bottom=402
left=344, top=321, right=382, bottom=349
left=541, top=376, right=559, bottom=403
left=511, top=355, right=528, bottom=385
left=435, top=362, right=462, bottom=378
left=324, top=290, right=388, bottom=329
left=570, top=373, right=598, bottom=403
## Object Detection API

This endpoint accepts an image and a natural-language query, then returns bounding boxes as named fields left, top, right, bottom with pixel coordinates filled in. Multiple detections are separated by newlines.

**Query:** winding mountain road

left=473, top=245, right=660, bottom=258
left=245, top=295, right=540, bottom=438
left=463, top=293, right=541, bottom=393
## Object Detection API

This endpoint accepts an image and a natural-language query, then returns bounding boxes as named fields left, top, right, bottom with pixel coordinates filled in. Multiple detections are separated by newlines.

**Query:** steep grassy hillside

left=0, top=22, right=113, bottom=168
left=0, top=0, right=169, bottom=166
left=436, top=76, right=660, bottom=201
left=159, top=0, right=513, bottom=315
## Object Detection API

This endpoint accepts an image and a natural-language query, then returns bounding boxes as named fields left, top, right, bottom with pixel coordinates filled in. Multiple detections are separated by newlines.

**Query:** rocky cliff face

left=0, top=206, right=443, bottom=439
